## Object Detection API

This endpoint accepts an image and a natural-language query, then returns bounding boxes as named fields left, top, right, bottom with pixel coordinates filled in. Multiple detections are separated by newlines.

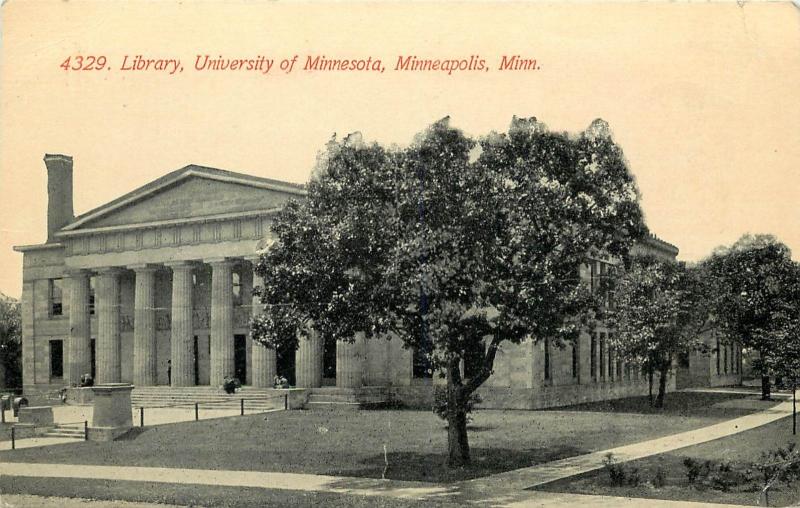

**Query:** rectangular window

left=617, top=358, right=623, bottom=380
left=412, top=336, right=434, bottom=379
left=716, top=337, right=721, bottom=375
left=464, top=340, right=485, bottom=379
left=232, top=271, right=242, bottom=306
left=589, top=261, right=597, bottom=292
left=724, top=344, right=729, bottom=374
left=600, top=333, right=607, bottom=380
left=49, top=279, right=63, bottom=317
left=89, top=277, right=96, bottom=315
left=572, top=343, right=578, bottom=380
left=49, top=339, right=64, bottom=378
left=544, top=338, right=551, bottom=381
left=590, top=333, right=597, bottom=381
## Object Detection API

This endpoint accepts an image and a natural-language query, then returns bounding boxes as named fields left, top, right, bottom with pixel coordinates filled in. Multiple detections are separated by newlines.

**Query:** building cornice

left=54, top=207, right=282, bottom=238
left=12, top=243, right=65, bottom=253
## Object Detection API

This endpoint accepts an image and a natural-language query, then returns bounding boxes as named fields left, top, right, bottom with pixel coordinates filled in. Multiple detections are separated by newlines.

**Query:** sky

left=1, top=1, right=798, bottom=299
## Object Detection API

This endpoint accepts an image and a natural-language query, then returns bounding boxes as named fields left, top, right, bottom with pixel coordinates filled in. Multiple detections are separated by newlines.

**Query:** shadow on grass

left=550, top=391, right=772, bottom=419
left=334, top=445, right=586, bottom=483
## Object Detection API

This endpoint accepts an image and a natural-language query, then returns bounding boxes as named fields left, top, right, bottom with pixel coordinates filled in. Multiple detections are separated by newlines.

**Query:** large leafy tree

left=607, top=256, right=710, bottom=408
left=702, top=235, right=797, bottom=400
left=252, top=117, right=646, bottom=466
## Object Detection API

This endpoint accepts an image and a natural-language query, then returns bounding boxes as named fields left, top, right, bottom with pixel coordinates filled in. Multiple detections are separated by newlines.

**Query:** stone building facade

left=14, top=154, right=739, bottom=408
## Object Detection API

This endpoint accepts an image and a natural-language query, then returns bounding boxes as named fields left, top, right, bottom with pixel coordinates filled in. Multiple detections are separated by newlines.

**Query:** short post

left=11, top=426, right=15, bottom=450
left=194, top=402, right=199, bottom=421
left=284, top=393, right=288, bottom=410
left=84, top=420, right=88, bottom=441
left=140, top=407, right=144, bottom=428
left=240, top=398, right=244, bottom=416
left=793, top=381, right=797, bottom=436
left=1, top=407, right=5, bottom=423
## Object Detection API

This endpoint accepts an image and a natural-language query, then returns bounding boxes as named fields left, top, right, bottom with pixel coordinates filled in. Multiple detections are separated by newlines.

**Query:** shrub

left=652, top=465, right=667, bottom=488
left=432, top=387, right=482, bottom=422
left=683, top=458, right=713, bottom=486
left=222, top=376, right=241, bottom=394
left=603, top=453, right=640, bottom=487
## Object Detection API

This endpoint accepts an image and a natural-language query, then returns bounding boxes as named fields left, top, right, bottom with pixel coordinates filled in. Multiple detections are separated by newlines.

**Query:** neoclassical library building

left=13, top=155, right=742, bottom=408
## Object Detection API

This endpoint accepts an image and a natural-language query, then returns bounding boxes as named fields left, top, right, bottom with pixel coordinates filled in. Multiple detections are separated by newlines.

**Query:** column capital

left=95, top=266, right=124, bottom=276
left=205, top=257, right=236, bottom=267
left=128, top=263, right=160, bottom=273
left=164, top=260, right=198, bottom=270
left=243, top=255, right=261, bottom=264
left=63, top=268, right=92, bottom=279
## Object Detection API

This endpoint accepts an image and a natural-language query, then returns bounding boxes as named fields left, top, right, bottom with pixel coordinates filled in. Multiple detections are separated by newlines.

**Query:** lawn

left=0, top=391, right=769, bottom=484
left=535, top=416, right=800, bottom=507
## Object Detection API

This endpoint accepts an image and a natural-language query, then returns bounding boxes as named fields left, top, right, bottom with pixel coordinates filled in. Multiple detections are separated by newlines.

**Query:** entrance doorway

left=234, top=334, right=247, bottom=383
left=323, top=336, right=336, bottom=385
left=193, top=336, right=200, bottom=386
left=276, top=340, right=295, bottom=386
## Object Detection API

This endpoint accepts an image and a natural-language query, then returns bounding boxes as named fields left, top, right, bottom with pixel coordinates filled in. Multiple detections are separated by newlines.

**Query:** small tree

left=703, top=235, right=797, bottom=400
left=252, top=117, right=646, bottom=466
left=607, top=255, right=710, bottom=408
left=761, top=261, right=800, bottom=432
left=0, top=297, right=22, bottom=390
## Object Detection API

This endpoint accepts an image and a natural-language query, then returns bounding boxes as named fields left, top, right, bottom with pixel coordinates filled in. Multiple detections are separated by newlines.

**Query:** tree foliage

left=0, top=297, right=22, bottom=390
left=702, top=234, right=798, bottom=398
left=252, top=117, right=646, bottom=465
left=607, top=255, right=710, bottom=407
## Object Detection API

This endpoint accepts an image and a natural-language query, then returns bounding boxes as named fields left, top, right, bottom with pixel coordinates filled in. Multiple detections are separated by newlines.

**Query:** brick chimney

left=43, top=154, right=74, bottom=242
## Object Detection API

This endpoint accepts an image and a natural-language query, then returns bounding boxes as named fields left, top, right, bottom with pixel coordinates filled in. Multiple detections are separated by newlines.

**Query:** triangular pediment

left=61, top=165, right=306, bottom=232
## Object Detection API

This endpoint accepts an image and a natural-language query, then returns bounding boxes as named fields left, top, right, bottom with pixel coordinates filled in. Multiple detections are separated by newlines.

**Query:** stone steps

left=306, top=386, right=389, bottom=410
left=43, top=424, right=85, bottom=440
left=130, top=387, right=287, bottom=410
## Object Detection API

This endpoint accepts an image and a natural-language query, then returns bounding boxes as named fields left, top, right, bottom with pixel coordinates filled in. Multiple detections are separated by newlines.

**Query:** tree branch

left=464, top=336, right=503, bottom=394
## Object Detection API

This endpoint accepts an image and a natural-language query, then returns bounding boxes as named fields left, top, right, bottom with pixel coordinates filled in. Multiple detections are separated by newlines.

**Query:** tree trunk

left=648, top=368, right=654, bottom=407
left=446, top=407, right=470, bottom=467
left=655, top=364, right=669, bottom=408
left=445, top=363, right=470, bottom=467
left=762, top=375, right=772, bottom=401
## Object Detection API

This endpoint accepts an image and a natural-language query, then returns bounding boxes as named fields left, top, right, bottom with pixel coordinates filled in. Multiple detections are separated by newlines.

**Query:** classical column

left=131, top=264, right=158, bottom=386
left=66, top=269, right=91, bottom=385
left=167, top=261, right=195, bottom=387
left=209, top=258, right=234, bottom=387
left=295, top=328, right=323, bottom=388
left=96, top=268, right=122, bottom=384
left=336, top=333, right=364, bottom=389
left=248, top=258, right=276, bottom=388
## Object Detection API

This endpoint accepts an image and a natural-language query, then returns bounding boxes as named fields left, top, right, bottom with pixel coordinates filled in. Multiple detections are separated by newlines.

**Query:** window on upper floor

left=88, top=277, right=96, bottom=315
left=49, top=278, right=63, bottom=317
left=232, top=270, right=242, bottom=306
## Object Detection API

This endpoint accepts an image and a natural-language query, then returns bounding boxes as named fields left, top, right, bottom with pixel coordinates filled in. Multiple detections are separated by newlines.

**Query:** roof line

left=63, top=165, right=307, bottom=232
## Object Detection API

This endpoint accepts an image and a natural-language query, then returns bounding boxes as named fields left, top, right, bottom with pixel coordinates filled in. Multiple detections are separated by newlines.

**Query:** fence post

left=195, top=402, right=199, bottom=421
left=11, top=426, right=15, bottom=450
left=140, top=407, right=144, bottom=428
left=84, top=420, right=88, bottom=441
left=240, top=398, right=244, bottom=416
left=284, top=393, right=288, bottom=410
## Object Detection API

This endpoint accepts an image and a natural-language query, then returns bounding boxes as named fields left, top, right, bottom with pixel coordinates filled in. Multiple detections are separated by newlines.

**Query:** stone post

left=167, top=261, right=195, bottom=387
left=296, top=329, right=323, bottom=388
left=66, top=269, right=91, bottom=385
left=209, top=258, right=234, bottom=387
left=131, top=264, right=158, bottom=386
left=336, top=333, right=364, bottom=389
left=248, top=258, right=276, bottom=388
left=96, top=268, right=122, bottom=384
left=90, top=383, right=133, bottom=441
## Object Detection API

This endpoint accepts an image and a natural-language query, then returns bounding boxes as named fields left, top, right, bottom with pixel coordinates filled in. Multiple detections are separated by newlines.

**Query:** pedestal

left=90, top=383, right=133, bottom=441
